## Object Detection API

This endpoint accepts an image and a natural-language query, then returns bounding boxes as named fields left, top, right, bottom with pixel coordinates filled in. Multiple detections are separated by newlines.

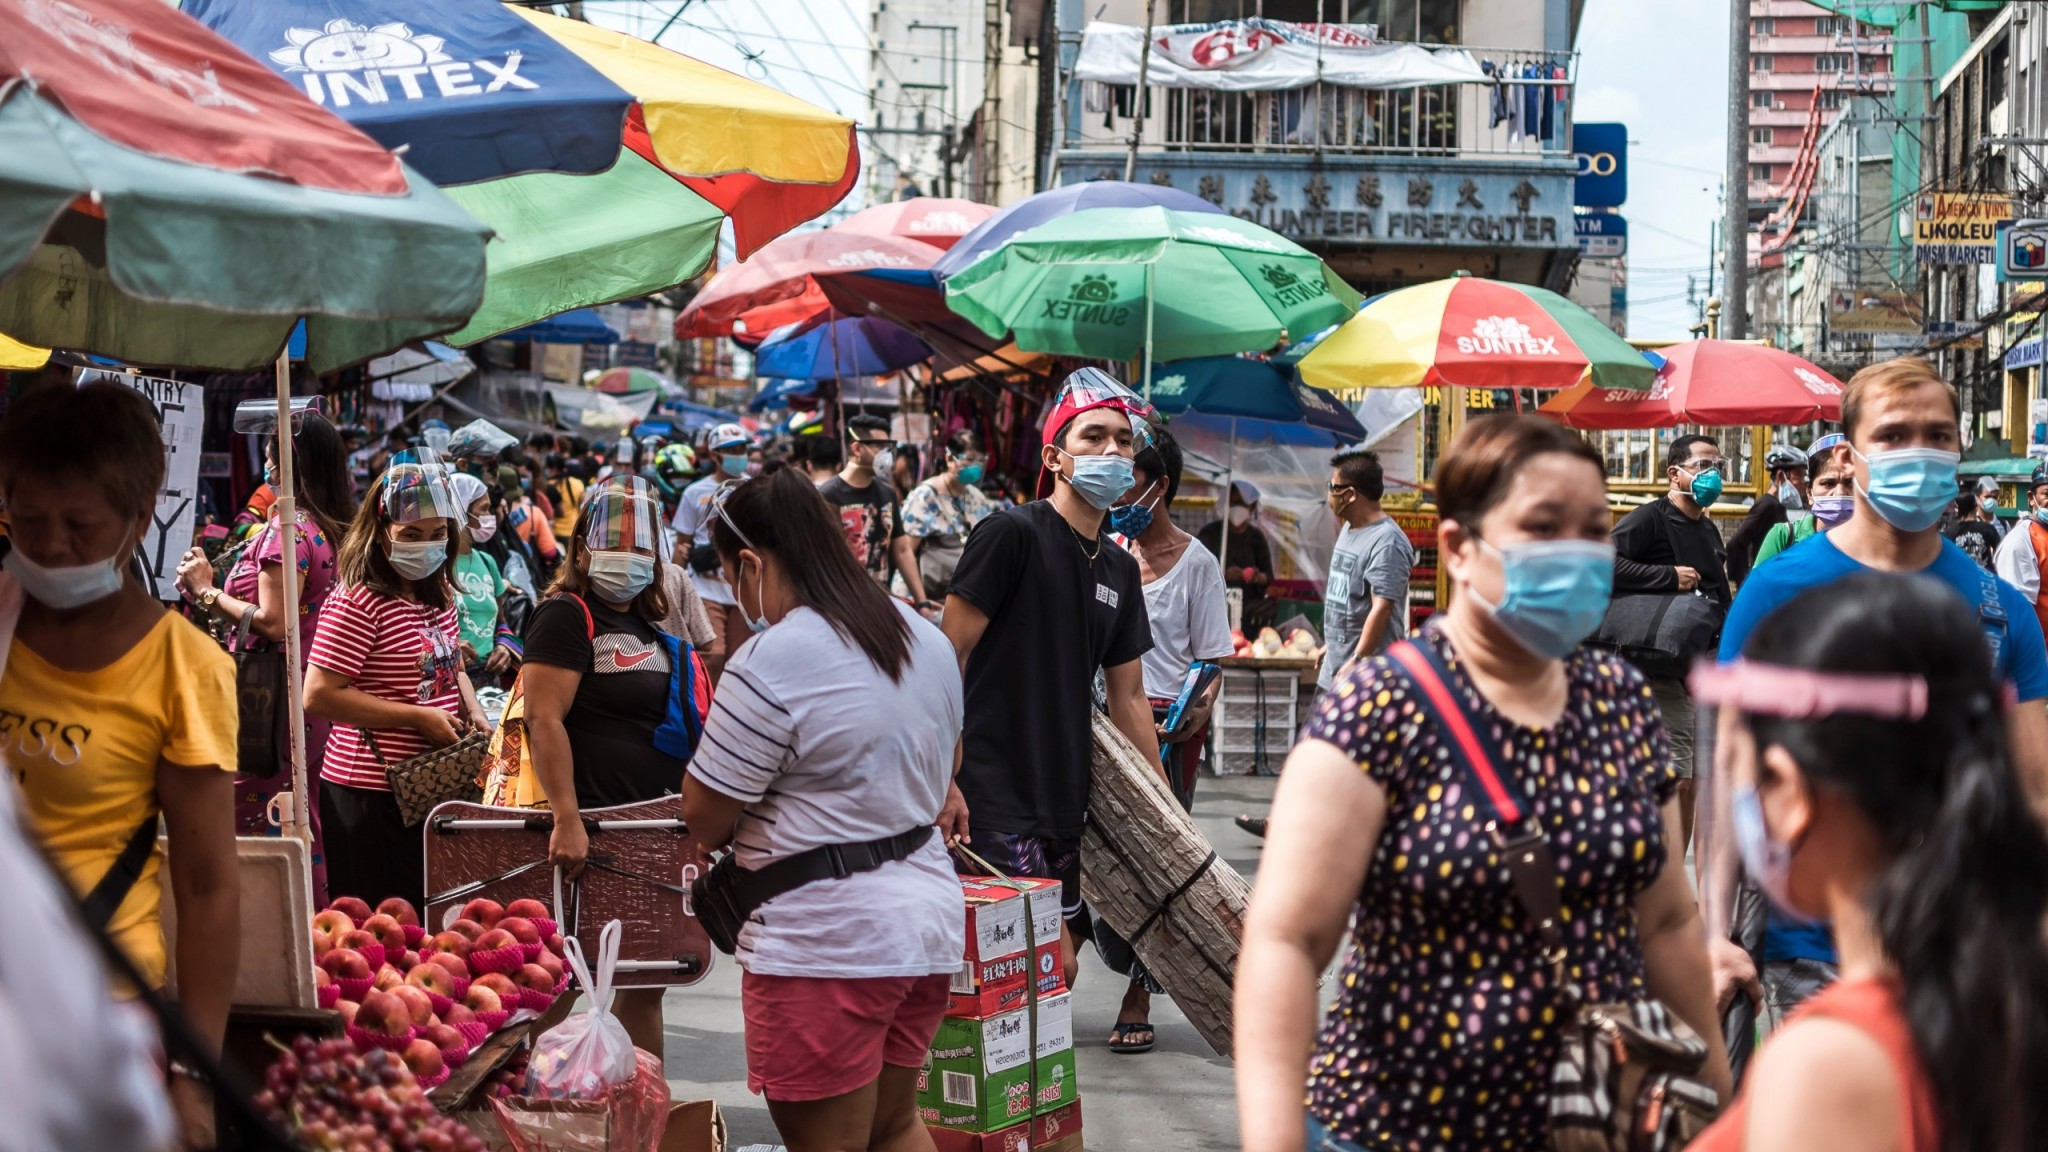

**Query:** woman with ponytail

left=1691, top=570, right=2048, bottom=1152
left=682, top=465, right=965, bottom=1151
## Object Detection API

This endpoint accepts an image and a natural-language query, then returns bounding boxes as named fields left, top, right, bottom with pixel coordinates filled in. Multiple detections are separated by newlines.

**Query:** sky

left=1572, top=0, right=1730, bottom=338
left=589, top=0, right=1729, bottom=339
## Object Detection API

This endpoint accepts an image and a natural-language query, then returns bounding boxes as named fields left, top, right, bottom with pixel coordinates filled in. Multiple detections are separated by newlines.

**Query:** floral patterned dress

left=1302, top=623, right=1678, bottom=1151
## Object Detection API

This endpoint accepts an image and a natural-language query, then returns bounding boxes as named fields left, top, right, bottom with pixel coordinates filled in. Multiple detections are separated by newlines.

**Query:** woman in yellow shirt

left=0, top=381, right=239, bottom=1151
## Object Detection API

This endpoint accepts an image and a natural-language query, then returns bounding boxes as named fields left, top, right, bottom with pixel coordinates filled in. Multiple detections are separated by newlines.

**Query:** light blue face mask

left=1732, top=785, right=1814, bottom=925
left=1468, top=538, right=1616, bottom=660
left=1853, top=445, right=1959, bottom=533
left=1056, top=449, right=1135, bottom=510
left=720, top=453, right=749, bottom=478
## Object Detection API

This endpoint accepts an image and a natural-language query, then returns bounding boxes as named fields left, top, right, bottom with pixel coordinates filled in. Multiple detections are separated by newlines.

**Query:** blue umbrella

left=184, top=0, right=634, bottom=185
left=748, top=378, right=816, bottom=413
left=662, top=399, right=746, bottom=431
left=501, top=308, right=619, bottom=344
left=1147, top=356, right=1368, bottom=442
left=753, top=314, right=932, bottom=381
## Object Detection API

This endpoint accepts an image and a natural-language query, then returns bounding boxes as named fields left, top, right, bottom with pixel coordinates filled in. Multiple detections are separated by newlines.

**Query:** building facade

left=1746, top=1, right=1891, bottom=218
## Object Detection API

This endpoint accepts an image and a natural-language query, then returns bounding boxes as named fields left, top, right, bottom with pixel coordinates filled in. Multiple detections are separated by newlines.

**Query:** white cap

left=708, top=423, right=749, bottom=450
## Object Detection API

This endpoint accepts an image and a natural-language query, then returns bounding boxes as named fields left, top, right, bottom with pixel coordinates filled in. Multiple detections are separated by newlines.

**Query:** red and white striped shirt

left=307, top=583, right=464, bottom=790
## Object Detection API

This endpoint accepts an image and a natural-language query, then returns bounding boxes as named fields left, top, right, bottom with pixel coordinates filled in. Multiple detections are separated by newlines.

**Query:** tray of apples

left=312, top=894, right=572, bottom=1081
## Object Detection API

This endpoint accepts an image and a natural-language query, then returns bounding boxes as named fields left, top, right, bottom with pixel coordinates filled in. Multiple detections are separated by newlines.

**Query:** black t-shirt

left=522, top=596, right=684, bottom=810
left=818, top=475, right=905, bottom=586
left=950, top=501, right=1153, bottom=839
left=1948, top=519, right=2001, bottom=570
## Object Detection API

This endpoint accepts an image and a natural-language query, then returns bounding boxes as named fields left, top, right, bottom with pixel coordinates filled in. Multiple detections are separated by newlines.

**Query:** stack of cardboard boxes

left=919, top=877, right=1082, bottom=1152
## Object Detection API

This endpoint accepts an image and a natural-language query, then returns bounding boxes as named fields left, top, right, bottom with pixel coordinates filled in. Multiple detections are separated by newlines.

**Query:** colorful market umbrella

left=1146, top=356, right=1368, bottom=441
left=592, top=366, right=673, bottom=395
left=1296, top=273, right=1657, bottom=394
left=676, top=231, right=945, bottom=337
left=0, top=0, right=489, bottom=373
left=752, top=314, right=933, bottom=381
left=1537, top=340, right=1846, bottom=429
left=931, top=180, right=1226, bottom=284
left=944, top=206, right=1363, bottom=380
left=186, top=0, right=859, bottom=344
left=835, top=197, right=997, bottom=250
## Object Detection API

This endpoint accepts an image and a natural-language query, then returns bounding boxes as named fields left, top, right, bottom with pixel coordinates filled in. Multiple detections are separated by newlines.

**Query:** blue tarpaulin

left=183, top=0, right=634, bottom=185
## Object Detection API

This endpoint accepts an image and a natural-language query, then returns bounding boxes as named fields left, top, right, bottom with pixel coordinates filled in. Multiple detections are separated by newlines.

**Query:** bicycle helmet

left=1763, top=444, right=1808, bottom=472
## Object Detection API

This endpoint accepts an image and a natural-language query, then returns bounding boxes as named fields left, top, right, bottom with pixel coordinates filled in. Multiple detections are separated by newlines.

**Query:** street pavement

left=655, top=772, right=1281, bottom=1151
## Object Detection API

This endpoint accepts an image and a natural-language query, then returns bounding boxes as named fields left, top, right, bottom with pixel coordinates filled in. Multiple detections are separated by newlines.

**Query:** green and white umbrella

left=943, top=206, right=1362, bottom=394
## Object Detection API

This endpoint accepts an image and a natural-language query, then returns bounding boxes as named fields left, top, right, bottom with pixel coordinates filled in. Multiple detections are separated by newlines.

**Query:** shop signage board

left=1924, top=320, right=1984, bottom=350
left=1913, top=193, right=2012, bottom=264
left=1575, top=212, right=1626, bottom=258
left=91, top=371, right=204, bottom=599
left=1829, top=288, right=1921, bottom=334
left=1997, top=219, right=2048, bottom=281
left=1572, top=122, right=1628, bottom=209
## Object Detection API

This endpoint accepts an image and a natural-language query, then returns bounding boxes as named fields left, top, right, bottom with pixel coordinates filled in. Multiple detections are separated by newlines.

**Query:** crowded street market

left=2, top=0, right=2046, bottom=1150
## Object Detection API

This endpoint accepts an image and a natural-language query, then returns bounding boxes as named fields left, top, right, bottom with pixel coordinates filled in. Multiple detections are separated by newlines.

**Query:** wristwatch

left=197, top=588, right=223, bottom=613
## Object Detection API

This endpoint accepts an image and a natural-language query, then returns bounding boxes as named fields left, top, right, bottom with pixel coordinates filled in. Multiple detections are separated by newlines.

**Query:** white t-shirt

left=1132, top=540, right=1235, bottom=700
left=672, top=475, right=735, bottom=605
left=686, top=602, right=966, bottom=977
left=1994, top=518, right=2043, bottom=602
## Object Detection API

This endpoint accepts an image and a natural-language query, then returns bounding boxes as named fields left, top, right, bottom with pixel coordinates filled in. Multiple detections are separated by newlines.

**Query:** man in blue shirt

left=1710, top=357, right=2048, bottom=1029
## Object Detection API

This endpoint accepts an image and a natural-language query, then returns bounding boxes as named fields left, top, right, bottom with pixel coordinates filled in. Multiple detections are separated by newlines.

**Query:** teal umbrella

left=943, top=206, right=1362, bottom=395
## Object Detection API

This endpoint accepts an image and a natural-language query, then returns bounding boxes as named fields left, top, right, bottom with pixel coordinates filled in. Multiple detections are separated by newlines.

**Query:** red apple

left=310, top=929, right=334, bottom=958
left=327, top=896, right=373, bottom=924
left=420, top=1022, right=465, bottom=1052
left=504, top=898, right=550, bottom=921
left=497, top=917, right=541, bottom=947
left=361, top=914, right=408, bottom=957
left=335, top=1000, right=360, bottom=1027
left=318, top=948, right=371, bottom=981
left=313, top=967, right=332, bottom=989
left=425, top=952, right=470, bottom=984
left=400, top=1037, right=444, bottom=1080
left=372, top=965, right=404, bottom=992
left=442, top=1002, right=478, bottom=1026
left=544, top=932, right=565, bottom=957
left=335, top=928, right=380, bottom=958
left=390, top=983, right=435, bottom=1027
left=311, top=908, right=354, bottom=941
left=405, top=964, right=455, bottom=998
left=355, top=990, right=412, bottom=1037
left=463, top=984, right=502, bottom=1014
left=375, top=897, right=419, bottom=927
left=512, top=964, right=554, bottom=994
left=422, top=931, right=471, bottom=960
left=472, top=929, right=517, bottom=954
left=473, top=972, right=519, bottom=1001
left=533, top=952, right=564, bottom=984
left=458, top=898, right=504, bottom=928
left=445, top=918, right=486, bottom=942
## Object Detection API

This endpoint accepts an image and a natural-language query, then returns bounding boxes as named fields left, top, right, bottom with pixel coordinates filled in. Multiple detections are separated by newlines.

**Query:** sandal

left=1234, top=814, right=1268, bottom=838
left=1108, top=1021, right=1155, bottom=1054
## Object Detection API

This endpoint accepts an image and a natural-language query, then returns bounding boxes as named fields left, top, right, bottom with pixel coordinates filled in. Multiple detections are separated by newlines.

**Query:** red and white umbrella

left=833, top=197, right=997, bottom=250
left=1538, top=339, right=1846, bottom=429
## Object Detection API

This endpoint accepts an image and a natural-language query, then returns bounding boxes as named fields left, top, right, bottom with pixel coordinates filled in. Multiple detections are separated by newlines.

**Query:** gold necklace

left=1067, top=519, right=1101, bottom=565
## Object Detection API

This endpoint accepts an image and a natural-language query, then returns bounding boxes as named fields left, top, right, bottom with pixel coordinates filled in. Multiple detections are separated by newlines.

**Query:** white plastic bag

left=525, top=920, right=636, bottom=1100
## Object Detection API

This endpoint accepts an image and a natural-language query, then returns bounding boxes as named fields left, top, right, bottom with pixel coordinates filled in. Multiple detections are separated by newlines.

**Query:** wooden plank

left=1081, top=712, right=1251, bottom=1058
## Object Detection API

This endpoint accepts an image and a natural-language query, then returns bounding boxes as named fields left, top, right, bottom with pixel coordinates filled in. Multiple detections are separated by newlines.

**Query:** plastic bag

left=491, top=1050, right=671, bottom=1152
left=526, top=920, right=635, bottom=1100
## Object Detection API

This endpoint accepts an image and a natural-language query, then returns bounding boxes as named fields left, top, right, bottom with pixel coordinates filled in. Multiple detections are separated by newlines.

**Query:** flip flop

left=1234, top=814, right=1268, bottom=838
left=1108, top=1021, right=1155, bottom=1054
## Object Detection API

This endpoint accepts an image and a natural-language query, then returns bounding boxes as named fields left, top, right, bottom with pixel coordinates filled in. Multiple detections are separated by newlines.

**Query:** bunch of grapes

left=256, top=1035, right=487, bottom=1152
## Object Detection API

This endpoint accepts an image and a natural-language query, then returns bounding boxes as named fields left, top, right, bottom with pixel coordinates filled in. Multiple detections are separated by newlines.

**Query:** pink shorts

left=741, top=970, right=952, bottom=1102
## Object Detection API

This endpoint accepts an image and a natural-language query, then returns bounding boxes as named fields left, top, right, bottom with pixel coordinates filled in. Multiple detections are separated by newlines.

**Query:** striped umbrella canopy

left=0, top=0, right=488, bottom=373
left=186, top=0, right=858, bottom=345
left=1297, top=272, right=1657, bottom=395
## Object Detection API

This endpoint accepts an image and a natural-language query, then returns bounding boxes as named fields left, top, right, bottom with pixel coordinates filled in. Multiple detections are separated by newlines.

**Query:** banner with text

left=103, top=372, right=204, bottom=600
left=1914, top=193, right=2012, bottom=264
left=1075, top=19, right=1487, bottom=91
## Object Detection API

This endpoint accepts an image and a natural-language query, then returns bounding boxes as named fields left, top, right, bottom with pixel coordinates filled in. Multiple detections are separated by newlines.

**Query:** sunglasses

left=1327, top=483, right=1356, bottom=493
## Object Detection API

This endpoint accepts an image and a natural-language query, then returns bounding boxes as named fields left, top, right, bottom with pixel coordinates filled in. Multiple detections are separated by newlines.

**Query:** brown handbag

left=1386, top=641, right=1720, bottom=1152
left=360, top=726, right=488, bottom=826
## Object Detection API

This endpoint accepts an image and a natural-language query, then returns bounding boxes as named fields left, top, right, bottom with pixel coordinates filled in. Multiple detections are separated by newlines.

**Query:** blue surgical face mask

left=1776, top=481, right=1804, bottom=510
left=739, top=554, right=770, bottom=634
left=1810, top=494, right=1854, bottom=527
left=1731, top=785, right=1814, bottom=925
left=587, top=551, right=655, bottom=603
left=2035, top=508, right=2048, bottom=529
left=720, top=453, right=749, bottom=478
left=264, top=463, right=277, bottom=489
left=956, top=462, right=986, bottom=486
left=4, top=531, right=132, bottom=611
left=1055, top=449, right=1135, bottom=510
left=387, top=538, right=447, bottom=581
left=1853, top=445, right=1959, bottom=533
left=1682, top=464, right=1723, bottom=507
left=1467, top=538, right=1616, bottom=660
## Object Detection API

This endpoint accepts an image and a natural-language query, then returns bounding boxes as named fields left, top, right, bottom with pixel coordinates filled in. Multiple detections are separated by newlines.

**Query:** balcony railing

left=1063, top=46, right=1575, bottom=161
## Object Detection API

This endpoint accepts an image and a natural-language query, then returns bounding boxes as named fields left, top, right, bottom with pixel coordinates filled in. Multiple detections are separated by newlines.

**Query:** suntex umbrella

left=1146, top=357, right=1367, bottom=441
left=835, top=197, right=996, bottom=250
left=186, top=0, right=858, bottom=343
left=676, top=231, right=945, bottom=337
left=0, top=0, right=488, bottom=373
left=943, top=206, right=1362, bottom=383
left=1538, top=340, right=1845, bottom=428
left=1297, top=273, right=1656, bottom=395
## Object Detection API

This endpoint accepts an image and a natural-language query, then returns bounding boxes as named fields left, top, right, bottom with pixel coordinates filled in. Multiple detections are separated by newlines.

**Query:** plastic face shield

left=380, top=451, right=463, bottom=524
left=231, top=396, right=324, bottom=435
left=581, top=475, right=664, bottom=554
left=1051, top=368, right=1157, bottom=449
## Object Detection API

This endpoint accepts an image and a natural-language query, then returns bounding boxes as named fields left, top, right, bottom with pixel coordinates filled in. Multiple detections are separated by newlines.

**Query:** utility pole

left=1123, top=0, right=1157, bottom=182
left=1722, top=0, right=1749, bottom=339
left=980, top=0, right=1003, bottom=203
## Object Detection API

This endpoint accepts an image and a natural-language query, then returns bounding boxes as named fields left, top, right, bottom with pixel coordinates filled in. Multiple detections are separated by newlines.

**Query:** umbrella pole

left=274, top=349, right=310, bottom=841
left=1142, top=263, right=1156, bottom=403
left=1218, top=417, right=1233, bottom=591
